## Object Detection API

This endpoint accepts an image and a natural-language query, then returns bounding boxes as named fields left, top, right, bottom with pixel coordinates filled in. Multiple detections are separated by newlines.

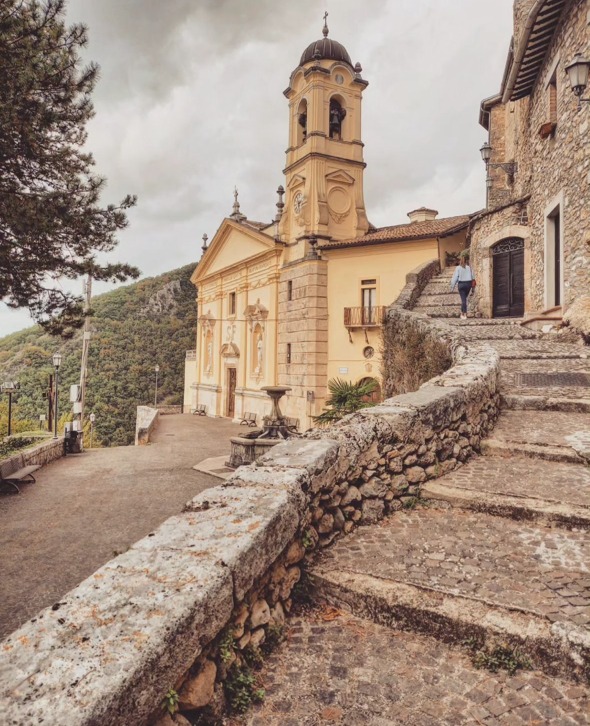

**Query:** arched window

left=329, top=98, right=346, bottom=140
left=297, top=99, right=308, bottom=146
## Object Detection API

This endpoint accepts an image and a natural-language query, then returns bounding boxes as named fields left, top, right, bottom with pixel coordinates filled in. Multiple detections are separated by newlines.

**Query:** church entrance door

left=226, top=368, right=237, bottom=418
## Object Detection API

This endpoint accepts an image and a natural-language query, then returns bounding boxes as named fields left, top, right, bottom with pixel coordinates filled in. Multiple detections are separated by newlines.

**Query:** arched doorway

left=358, top=377, right=382, bottom=404
left=492, top=238, right=524, bottom=318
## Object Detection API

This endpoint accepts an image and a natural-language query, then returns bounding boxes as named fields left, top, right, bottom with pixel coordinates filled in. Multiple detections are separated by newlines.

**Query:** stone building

left=186, top=20, right=469, bottom=426
left=470, top=0, right=590, bottom=320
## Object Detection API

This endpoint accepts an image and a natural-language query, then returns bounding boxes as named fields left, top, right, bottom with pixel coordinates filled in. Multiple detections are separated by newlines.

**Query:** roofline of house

left=479, top=94, right=503, bottom=129
left=317, top=219, right=471, bottom=251
left=502, top=0, right=547, bottom=102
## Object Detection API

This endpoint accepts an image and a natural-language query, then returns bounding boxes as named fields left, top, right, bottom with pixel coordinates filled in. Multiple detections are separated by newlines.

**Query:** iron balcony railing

left=343, top=306, right=386, bottom=328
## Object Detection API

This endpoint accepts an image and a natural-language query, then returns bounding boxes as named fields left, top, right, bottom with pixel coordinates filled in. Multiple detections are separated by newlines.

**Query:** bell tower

left=279, top=16, right=369, bottom=255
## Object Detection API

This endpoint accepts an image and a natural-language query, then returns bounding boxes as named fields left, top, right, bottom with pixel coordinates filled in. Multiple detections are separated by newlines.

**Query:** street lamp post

left=1, top=382, right=20, bottom=437
left=154, top=365, right=160, bottom=406
left=89, top=412, right=96, bottom=449
left=52, top=352, right=62, bottom=439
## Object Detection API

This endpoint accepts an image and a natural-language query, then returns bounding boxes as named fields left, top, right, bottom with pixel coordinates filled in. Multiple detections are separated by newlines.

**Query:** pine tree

left=0, top=0, right=139, bottom=336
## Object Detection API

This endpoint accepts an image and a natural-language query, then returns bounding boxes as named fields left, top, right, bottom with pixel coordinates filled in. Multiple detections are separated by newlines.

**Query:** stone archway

left=358, top=376, right=382, bottom=404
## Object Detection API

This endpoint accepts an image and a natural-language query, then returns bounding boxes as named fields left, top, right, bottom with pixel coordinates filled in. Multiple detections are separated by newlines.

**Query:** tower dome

left=299, top=14, right=353, bottom=69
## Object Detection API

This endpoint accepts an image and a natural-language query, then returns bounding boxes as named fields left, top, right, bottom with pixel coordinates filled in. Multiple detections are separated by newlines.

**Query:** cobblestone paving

left=490, top=410, right=590, bottom=448
left=438, top=456, right=590, bottom=509
left=453, top=327, right=538, bottom=341
left=317, top=510, right=590, bottom=629
left=500, top=358, right=590, bottom=400
left=243, top=612, right=590, bottom=726
left=481, top=339, right=589, bottom=360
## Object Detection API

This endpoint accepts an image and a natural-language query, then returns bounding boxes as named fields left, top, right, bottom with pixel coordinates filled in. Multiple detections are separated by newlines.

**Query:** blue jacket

left=450, top=265, right=474, bottom=290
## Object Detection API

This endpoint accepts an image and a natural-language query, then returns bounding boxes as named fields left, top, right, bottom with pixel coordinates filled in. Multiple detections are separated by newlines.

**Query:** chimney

left=407, top=207, right=439, bottom=224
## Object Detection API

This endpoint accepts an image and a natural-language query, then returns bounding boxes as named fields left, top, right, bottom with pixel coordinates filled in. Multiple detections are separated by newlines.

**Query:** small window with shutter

left=540, top=71, right=558, bottom=139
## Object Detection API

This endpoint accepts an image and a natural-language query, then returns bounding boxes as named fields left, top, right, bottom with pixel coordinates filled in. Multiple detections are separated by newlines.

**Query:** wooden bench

left=240, top=412, right=258, bottom=427
left=0, top=455, right=41, bottom=494
left=191, top=404, right=207, bottom=416
left=285, top=417, right=300, bottom=433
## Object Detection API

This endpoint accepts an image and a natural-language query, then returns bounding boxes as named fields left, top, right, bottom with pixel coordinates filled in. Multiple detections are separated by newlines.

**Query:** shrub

left=381, top=316, right=452, bottom=397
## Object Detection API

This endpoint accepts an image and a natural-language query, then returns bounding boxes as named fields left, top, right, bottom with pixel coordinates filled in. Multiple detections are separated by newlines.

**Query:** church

left=184, top=19, right=469, bottom=427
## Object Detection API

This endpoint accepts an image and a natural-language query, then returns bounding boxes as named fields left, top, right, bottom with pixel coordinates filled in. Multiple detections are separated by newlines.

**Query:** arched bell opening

left=297, top=99, right=308, bottom=146
left=329, top=96, right=346, bottom=140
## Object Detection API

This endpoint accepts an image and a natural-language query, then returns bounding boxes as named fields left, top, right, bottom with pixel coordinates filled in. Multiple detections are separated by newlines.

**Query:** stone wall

left=135, top=406, right=159, bottom=446
left=394, top=258, right=441, bottom=310
left=0, top=437, right=65, bottom=474
left=0, top=305, right=500, bottom=725
left=155, top=405, right=183, bottom=416
left=278, top=258, right=329, bottom=425
left=472, top=0, right=590, bottom=314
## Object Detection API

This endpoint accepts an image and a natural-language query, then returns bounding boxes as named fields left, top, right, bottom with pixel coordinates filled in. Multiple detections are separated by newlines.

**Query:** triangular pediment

left=192, top=219, right=277, bottom=283
left=325, top=169, right=355, bottom=185
left=287, top=173, right=306, bottom=189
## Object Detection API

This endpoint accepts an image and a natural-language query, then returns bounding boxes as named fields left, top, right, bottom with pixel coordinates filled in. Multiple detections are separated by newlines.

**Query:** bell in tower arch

left=329, top=99, right=346, bottom=140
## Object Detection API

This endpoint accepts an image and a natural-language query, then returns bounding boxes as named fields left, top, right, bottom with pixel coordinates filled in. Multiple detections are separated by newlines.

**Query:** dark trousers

left=458, top=281, right=471, bottom=314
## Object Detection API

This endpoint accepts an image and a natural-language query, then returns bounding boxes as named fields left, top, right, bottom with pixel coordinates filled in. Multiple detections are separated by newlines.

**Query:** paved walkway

left=245, top=610, right=590, bottom=726
left=247, top=269, right=590, bottom=722
left=0, top=414, right=240, bottom=639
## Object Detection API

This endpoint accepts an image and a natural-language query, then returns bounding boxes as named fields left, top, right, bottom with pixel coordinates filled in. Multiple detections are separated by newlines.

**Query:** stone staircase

left=307, top=270, right=590, bottom=714
left=245, top=269, right=590, bottom=724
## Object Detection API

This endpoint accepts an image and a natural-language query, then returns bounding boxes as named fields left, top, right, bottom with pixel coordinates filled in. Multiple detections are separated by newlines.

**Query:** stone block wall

left=394, top=259, right=441, bottom=310
left=0, top=305, right=500, bottom=726
left=155, top=405, right=183, bottom=415
left=135, top=406, right=159, bottom=446
left=0, top=437, right=65, bottom=474
left=278, top=258, right=329, bottom=426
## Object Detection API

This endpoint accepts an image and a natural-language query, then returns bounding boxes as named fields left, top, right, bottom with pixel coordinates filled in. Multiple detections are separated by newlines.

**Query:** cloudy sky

left=0, top=0, right=516, bottom=336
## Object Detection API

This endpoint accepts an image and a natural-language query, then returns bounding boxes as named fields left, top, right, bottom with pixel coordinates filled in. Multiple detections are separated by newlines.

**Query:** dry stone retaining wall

left=0, top=297, right=500, bottom=725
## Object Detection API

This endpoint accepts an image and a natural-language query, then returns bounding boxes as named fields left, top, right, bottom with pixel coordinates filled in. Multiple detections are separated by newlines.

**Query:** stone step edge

left=481, top=439, right=586, bottom=465
left=499, top=353, right=589, bottom=360
left=421, top=481, right=590, bottom=529
left=501, top=394, right=590, bottom=413
left=311, top=568, right=590, bottom=683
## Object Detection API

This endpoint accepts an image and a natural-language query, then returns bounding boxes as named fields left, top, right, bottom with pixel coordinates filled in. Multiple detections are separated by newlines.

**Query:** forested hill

left=0, top=263, right=198, bottom=446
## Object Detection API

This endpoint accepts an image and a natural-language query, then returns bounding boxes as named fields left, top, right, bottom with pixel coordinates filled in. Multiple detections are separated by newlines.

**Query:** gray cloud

left=0, top=0, right=515, bottom=336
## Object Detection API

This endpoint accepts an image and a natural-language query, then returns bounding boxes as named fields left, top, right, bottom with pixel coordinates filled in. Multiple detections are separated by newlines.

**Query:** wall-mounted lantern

left=565, top=54, right=590, bottom=107
left=479, top=142, right=518, bottom=184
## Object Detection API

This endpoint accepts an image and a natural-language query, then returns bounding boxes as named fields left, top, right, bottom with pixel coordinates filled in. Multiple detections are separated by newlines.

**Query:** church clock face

left=293, top=192, right=304, bottom=215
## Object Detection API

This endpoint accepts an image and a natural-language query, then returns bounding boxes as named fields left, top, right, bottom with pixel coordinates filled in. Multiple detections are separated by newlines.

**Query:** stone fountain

left=227, top=386, right=294, bottom=468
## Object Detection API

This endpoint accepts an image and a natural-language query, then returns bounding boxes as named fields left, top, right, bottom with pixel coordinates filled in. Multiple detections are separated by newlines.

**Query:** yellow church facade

left=185, top=21, right=468, bottom=429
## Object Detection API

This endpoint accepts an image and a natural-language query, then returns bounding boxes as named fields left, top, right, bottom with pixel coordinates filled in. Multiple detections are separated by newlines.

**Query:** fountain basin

left=226, top=436, right=280, bottom=468
left=226, top=385, right=295, bottom=469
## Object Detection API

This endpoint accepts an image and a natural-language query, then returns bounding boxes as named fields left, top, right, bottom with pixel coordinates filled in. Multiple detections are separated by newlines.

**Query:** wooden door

left=227, top=368, right=237, bottom=418
left=492, top=238, right=525, bottom=318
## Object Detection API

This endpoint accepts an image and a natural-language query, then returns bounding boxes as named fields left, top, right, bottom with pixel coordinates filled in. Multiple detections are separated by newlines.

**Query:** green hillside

left=0, top=263, right=198, bottom=446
